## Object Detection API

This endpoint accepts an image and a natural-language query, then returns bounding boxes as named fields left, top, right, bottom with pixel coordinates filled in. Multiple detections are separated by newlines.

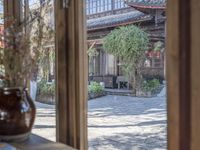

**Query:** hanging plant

left=154, top=41, right=164, bottom=51
left=87, top=42, right=99, bottom=58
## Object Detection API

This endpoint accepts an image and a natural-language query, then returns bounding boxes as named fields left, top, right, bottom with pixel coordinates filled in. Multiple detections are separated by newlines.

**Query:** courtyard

left=33, top=95, right=167, bottom=150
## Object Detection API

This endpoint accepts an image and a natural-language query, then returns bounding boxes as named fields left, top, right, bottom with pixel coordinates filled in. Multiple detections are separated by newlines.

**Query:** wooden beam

left=87, top=39, right=103, bottom=45
left=55, top=0, right=88, bottom=150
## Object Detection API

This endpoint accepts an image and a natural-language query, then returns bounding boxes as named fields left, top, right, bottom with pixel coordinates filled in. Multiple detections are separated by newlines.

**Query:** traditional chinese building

left=87, top=0, right=166, bottom=88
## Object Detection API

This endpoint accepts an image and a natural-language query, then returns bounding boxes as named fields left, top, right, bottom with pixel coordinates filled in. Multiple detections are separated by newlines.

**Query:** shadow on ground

left=88, top=95, right=167, bottom=150
left=88, top=96, right=166, bottom=118
left=89, top=132, right=167, bottom=150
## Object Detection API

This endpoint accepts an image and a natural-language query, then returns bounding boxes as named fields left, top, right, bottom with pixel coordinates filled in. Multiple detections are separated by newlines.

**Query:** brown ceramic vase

left=0, top=87, right=36, bottom=142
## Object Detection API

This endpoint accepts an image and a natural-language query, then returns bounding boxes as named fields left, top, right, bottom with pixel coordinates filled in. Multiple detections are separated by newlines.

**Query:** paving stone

left=33, top=95, right=167, bottom=150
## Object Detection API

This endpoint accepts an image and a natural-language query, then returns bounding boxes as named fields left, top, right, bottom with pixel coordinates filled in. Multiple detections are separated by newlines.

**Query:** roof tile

left=126, top=0, right=166, bottom=8
left=87, top=11, right=152, bottom=30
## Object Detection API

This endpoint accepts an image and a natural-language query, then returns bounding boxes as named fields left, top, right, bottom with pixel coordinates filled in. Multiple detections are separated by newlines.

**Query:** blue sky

left=0, top=0, right=50, bottom=13
left=29, top=0, right=37, bottom=5
left=0, top=4, right=2, bottom=13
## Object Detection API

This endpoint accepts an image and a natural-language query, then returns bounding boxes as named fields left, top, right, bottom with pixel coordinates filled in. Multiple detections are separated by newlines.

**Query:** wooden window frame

left=55, top=0, right=200, bottom=149
left=54, top=0, right=88, bottom=149
left=167, top=0, right=200, bottom=149
left=4, top=0, right=88, bottom=149
left=4, top=0, right=200, bottom=150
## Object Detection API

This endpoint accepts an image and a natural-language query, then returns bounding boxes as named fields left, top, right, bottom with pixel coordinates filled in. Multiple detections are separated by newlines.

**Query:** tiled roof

left=125, top=0, right=166, bottom=9
left=87, top=11, right=152, bottom=30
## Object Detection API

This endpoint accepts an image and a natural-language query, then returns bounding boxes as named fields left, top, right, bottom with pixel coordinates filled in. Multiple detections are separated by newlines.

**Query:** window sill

left=10, top=134, right=76, bottom=150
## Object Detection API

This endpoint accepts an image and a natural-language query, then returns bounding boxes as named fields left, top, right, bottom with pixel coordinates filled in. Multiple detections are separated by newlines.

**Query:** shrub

left=37, top=79, right=55, bottom=96
left=0, top=79, right=3, bottom=87
left=142, top=79, right=160, bottom=93
left=88, top=82, right=104, bottom=94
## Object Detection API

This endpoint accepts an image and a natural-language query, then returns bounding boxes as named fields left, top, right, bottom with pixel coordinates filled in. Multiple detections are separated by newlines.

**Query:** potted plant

left=37, top=78, right=55, bottom=104
left=0, top=19, right=37, bottom=142
left=0, top=1, right=52, bottom=141
left=141, top=79, right=161, bottom=97
left=88, top=82, right=105, bottom=99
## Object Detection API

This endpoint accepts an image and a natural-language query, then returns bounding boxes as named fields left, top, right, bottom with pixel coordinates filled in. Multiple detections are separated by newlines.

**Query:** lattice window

left=144, top=57, right=163, bottom=68
left=114, top=0, right=127, bottom=9
left=86, top=0, right=128, bottom=15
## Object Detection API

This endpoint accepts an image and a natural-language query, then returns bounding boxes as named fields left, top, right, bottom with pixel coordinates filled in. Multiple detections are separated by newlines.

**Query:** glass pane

left=86, top=0, right=167, bottom=149
left=29, top=0, right=56, bottom=142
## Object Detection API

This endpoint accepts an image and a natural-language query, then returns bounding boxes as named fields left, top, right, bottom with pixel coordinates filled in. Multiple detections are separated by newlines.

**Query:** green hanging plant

left=87, top=47, right=99, bottom=58
left=154, top=41, right=164, bottom=51
left=87, top=42, right=99, bottom=58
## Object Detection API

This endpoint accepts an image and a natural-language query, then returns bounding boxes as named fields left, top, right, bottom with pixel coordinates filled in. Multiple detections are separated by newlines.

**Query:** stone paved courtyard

left=33, top=95, right=167, bottom=150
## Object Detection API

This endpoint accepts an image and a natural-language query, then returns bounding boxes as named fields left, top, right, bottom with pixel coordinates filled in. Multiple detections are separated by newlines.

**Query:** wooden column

left=167, top=0, right=190, bottom=149
left=167, top=0, right=200, bottom=150
left=24, top=0, right=29, bottom=34
left=4, top=0, right=22, bottom=27
left=191, top=0, right=200, bottom=149
left=55, top=1, right=88, bottom=150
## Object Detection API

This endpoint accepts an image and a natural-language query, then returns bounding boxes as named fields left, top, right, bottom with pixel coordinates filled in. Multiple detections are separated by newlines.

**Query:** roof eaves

left=87, top=11, right=151, bottom=30
left=127, top=3, right=166, bottom=9
left=87, top=16, right=152, bottom=31
left=125, top=0, right=166, bottom=9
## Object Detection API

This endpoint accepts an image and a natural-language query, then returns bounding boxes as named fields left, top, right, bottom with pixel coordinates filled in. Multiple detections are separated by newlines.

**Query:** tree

left=103, top=25, right=149, bottom=94
left=29, top=0, right=55, bottom=82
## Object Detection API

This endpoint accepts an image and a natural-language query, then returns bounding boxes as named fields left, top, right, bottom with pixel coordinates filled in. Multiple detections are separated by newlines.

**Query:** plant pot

left=146, top=91, right=152, bottom=97
left=0, top=87, right=36, bottom=142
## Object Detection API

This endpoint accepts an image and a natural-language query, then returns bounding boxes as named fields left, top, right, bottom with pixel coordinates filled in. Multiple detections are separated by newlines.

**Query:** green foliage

left=0, top=79, right=3, bottom=87
left=103, top=25, right=149, bottom=62
left=103, top=25, right=149, bottom=93
left=37, top=79, right=55, bottom=96
left=88, top=82, right=104, bottom=94
left=87, top=47, right=99, bottom=58
left=154, top=41, right=164, bottom=51
left=0, top=64, right=4, bottom=77
left=142, top=79, right=160, bottom=92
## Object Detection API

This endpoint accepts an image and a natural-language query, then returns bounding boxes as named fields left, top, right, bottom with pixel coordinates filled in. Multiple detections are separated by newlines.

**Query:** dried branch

left=0, top=0, right=54, bottom=87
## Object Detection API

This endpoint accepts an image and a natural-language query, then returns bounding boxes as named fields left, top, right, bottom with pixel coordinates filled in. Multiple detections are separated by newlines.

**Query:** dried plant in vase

left=1, top=24, right=36, bottom=87
left=0, top=0, right=53, bottom=88
left=0, top=19, right=37, bottom=142
left=0, top=0, right=53, bottom=142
